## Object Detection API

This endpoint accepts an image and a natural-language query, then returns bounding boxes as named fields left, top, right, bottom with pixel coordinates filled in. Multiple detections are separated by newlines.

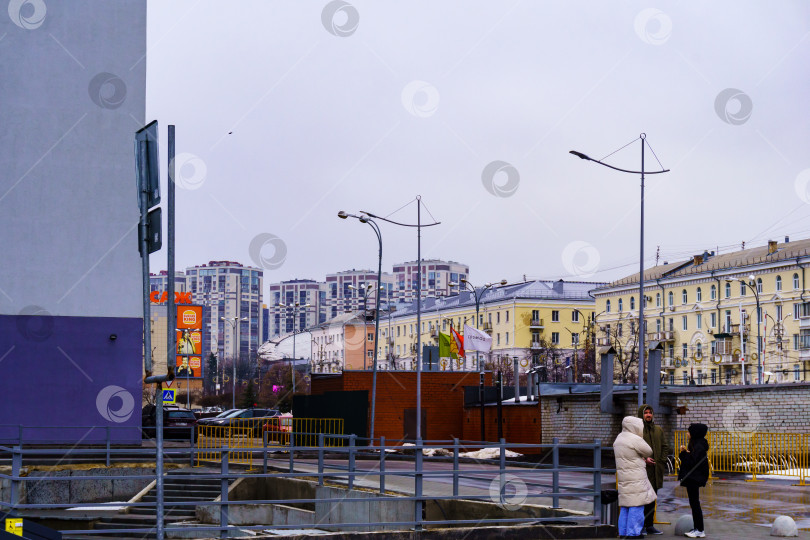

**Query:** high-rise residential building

left=324, top=269, right=396, bottom=320
left=185, top=261, right=263, bottom=363
left=392, top=259, right=469, bottom=301
left=267, top=279, right=326, bottom=336
left=149, top=271, right=187, bottom=295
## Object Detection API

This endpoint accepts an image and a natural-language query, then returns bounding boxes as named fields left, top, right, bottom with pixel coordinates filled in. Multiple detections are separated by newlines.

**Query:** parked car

left=197, top=408, right=280, bottom=435
left=141, top=405, right=197, bottom=440
left=196, top=408, right=241, bottom=426
left=262, top=413, right=293, bottom=443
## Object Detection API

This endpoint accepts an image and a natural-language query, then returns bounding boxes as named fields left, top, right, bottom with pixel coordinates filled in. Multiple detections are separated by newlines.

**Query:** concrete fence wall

left=540, top=384, right=810, bottom=447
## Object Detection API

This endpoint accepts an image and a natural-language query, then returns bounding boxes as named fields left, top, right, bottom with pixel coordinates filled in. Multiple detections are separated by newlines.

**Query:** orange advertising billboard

left=177, top=305, right=203, bottom=329
left=176, top=329, right=202, bottom=355
left=175, top=355, right=202, bottom=378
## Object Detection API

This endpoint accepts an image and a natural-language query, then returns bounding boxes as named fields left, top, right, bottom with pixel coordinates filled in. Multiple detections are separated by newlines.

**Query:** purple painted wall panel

left=0, top=314, right=143, bottom=444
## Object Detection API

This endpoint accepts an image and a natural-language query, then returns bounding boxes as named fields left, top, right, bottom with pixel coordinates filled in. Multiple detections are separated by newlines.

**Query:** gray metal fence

left=0, top=430, right=613, bottom=538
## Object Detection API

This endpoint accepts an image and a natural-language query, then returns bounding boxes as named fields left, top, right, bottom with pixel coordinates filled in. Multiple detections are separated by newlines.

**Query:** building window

left=710, top=312, right=717, bottom=329
left=497, top=333, right=500, bottom=345
left=710, top=285, right=716, bottom=300
left=756, top=278, right=763, bottom=294
left=668, top=318, right=674, bottom=332
left=711, top=369, right=717, bottom=384
left=777, top=304, right=783, bottom=321
left=368, top=332, right=374, bottom=342
left=656, top=319, right=661, bottom=332
left=776, top=275, right=782, bottom=291
left=552, top=310, right=560, bottom=322
left=696, top=342, right=703, bottom=358
left=551, top=332, right=560, bottom=345
left=696, top=287, right=702, bottom=302
left=618, top=299, right=623, bottom=312
left=572, top=310, right=579, bottom=322
left=682, top=343, right=688, bottom=359
left=683, top=371, right=688, bottom=385
left=696, top=313, right=702, bottom=330
left=618, top=323, right=623, bottom=337
left=656, top=293, right=661, bottom=307
left=668, top=292, right=674, bottom=306
left=740, top=281, right=746, bottom=296
left=682, top=290, right=688, bottom=304
left=725, top=282, right=731, bottom=298
left=606, top=300, right=611, bottom=313
left=682, top=316, right=688, bottom=331
left=794, top=273, right=800, bottom=290
left=795, top=364, right=801, bottom=381
left=630, top=297, right=636, bottom=310
left=497, top=312, right=500, bottom=324
left=505, top=332, right=509, bottom=345
left=506, top=311, right=509, bottom=323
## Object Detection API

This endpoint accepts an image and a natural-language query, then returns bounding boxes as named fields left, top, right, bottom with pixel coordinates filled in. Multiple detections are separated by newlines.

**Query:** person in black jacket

left=678, top=423, right=710, bottom=538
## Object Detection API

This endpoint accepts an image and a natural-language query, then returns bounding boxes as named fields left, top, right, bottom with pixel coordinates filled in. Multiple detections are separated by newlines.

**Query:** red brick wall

left=463, top=404, right=542, bottom=450
left=311, top=371, right=493, bottom=443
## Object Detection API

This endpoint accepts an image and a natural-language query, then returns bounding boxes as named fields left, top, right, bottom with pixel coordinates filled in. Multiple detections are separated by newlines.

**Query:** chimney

left=553, top=279, right=564, bottom=293
left=768, top=240, right=778, bottom=254
left=693, top=254, right=704, bottom=266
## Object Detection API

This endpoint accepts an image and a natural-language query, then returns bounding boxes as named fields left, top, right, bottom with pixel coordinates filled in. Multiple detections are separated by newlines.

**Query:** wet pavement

left=598, top=474, right=810, bottom=538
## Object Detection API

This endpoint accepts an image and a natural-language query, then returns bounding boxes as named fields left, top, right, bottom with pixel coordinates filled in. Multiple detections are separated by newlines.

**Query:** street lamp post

left=570, top=134, right=670, bottom=407
left=339, top=211, right=385, bottom=446
left=352, top=199, right=440, bottom=445
left=221, top=316, right=247, bottom=409
left=728, top=275, right=762, bottom=384
left=279, top=302, right=311, bottom=396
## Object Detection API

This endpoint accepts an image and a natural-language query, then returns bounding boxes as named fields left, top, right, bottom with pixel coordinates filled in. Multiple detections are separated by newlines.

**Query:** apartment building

left=392, top=259, right=469, bottom=301
left=593, top=237, right=810, bottom=385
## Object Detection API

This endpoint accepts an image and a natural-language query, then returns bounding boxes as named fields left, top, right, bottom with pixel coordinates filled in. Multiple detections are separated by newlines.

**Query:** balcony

left=596, top=337, right=611, bottom=347
left=529, top=318, right=544, bottom=329
left=646, top=331, right=675, bottom=342
left=530, top=340, right=543, bottom=350
left=715, top=323, right=746, bottom=336
left=482, top=322, right=493, bottom=334
left=711, top=353, right=742, bottom=364
left=430, top=329, right=438, bottom=338
left=662, top=357, right=674, bottom=368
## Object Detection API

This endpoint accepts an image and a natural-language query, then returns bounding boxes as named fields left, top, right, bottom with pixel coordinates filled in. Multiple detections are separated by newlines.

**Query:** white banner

left=464, top=324, right=492, bottom=352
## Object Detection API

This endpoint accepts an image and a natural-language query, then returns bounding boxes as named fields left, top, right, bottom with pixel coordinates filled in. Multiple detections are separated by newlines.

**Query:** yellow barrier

left=674, top=431, right=809, bottom=486
left=195, top=417, right=345, bottom=469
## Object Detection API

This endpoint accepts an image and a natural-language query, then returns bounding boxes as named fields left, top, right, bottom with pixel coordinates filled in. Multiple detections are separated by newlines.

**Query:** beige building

left=593, top=237, right=810, bottom=385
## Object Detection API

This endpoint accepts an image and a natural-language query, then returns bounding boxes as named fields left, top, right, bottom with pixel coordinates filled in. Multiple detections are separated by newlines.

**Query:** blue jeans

left=618, top=505, right=645, bottom=536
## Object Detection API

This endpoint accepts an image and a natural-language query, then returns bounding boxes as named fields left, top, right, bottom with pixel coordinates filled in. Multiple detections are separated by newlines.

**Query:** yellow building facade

left=377, top=279, right=601, bottom=380
left=593, top=238, right=810, bottom=385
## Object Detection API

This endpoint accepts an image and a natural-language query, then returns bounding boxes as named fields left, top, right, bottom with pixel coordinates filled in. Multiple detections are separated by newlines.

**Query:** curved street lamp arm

left=569, top=151, right=670, bottom=175
left=359, top=210, right=440, bottom=228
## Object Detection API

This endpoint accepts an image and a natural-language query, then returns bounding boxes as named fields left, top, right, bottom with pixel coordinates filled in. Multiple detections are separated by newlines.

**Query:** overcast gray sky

left=145, top=1, right=810, bottom=291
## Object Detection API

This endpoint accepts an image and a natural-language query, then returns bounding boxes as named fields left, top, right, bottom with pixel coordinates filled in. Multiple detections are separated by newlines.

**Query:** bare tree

left=601, top=319, right=640, bottom=383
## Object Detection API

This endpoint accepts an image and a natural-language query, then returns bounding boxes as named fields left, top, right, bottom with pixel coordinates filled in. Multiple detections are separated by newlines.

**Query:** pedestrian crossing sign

left=162, top=389, right=176, bottom=404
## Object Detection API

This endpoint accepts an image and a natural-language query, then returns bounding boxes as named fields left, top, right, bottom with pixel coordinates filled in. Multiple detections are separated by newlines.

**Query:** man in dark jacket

left=637, top=404, right=670, bottom=535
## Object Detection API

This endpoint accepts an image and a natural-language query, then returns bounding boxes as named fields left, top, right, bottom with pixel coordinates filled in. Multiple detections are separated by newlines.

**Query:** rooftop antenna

left=655, top=246, right=660, bottom=266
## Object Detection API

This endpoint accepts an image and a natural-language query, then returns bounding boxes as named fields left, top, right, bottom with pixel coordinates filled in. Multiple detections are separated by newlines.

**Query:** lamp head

left=569, top=150, right=591, bottom=160
left=749, top=274, right=756, bottom=282
left=460, top=278, right=468, bottom=284
left=337, top=211, right=349, bottom=219
left=359, top=216, right=369, bottom=223
left=499, top=279, right=508, bottom=285
left=278, top=303, right=287, bottom=307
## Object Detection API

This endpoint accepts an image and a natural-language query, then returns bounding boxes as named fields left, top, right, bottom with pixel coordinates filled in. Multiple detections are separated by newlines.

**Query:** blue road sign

left=162, top=389, right=176, bottom=404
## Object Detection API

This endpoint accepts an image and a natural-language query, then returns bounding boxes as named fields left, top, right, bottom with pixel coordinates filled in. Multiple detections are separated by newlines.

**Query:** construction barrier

left=674, top=431, right=809, bottom=485
left=195, top=417, right=345, bottom=469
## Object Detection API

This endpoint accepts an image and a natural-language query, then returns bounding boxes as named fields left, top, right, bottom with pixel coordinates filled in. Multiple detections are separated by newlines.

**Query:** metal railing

left=674, top=431, right=809, bottom=485
left=0, top=435, right=613, bottom=538
left=195, top=417, right=345, bottom=469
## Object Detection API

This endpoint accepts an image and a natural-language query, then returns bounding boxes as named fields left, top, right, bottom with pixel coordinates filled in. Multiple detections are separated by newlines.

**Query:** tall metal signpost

left=136, top=121, right=178, bottom=540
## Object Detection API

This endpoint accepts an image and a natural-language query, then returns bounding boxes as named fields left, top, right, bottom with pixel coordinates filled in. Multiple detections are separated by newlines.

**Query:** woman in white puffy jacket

left=613, top=416, right=657, bottom=538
